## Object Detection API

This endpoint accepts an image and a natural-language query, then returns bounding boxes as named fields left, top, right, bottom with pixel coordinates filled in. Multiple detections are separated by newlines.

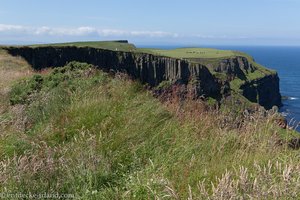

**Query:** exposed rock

left=240, top=74, right=282, bottom=109
left=214, top=56, right=256, bottom=80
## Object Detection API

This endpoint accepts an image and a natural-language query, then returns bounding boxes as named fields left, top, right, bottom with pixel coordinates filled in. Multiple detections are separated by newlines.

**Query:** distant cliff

left=4, top=46, right=282, bottom=109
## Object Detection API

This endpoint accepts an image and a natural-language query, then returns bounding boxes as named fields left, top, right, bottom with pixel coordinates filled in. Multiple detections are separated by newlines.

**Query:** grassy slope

left=0, top=49, right=33, bottom=130
left=0, top=51, right=35, bottom=178
left=0, top=54, right=299, bottom=199
left=0, top=50, right=32, bottom=97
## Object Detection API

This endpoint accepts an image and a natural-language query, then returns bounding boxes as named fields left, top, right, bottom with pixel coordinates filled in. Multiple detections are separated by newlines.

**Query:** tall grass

left=0, top=61, right=299, bottom=199
left=0, top=50, right=32, bottom=113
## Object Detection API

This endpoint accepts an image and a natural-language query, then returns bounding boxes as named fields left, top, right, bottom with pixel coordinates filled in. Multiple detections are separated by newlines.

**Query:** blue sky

left=0, top=0, right=299, bottom=45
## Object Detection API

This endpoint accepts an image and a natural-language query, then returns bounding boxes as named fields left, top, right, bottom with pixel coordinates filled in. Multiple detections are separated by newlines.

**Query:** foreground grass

left=0, top=61, right=299, bottom=199
left=0, top=50, right=33, bottom=152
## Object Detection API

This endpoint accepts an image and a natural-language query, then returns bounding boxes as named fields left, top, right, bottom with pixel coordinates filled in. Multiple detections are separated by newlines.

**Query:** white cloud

left=34, top=26, right=98, bottom=36
left=98, top=29, right=127, bottom=37
left=0, top=24, right=178, bottom=38
left=0, top=24, right=29, bottom=32
left=130, top=31, right=178, bottom=38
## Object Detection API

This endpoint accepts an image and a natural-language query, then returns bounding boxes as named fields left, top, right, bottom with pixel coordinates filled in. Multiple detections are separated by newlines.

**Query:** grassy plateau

left=0, top=43, right=299, bottom=199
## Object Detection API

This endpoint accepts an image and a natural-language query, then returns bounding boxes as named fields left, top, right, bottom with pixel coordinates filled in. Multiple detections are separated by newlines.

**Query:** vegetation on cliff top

left=28, top=40, right=137, bottom=52
left=141, top=47, right=238, bottom=58
left=0, top=50, right=299, bottom=199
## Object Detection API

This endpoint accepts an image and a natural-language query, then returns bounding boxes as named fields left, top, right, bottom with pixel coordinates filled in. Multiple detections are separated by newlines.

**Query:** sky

left=0, top=0, right=300, bottom=46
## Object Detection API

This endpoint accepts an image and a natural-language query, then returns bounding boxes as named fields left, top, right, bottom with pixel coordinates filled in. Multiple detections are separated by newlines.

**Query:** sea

left=138, top=45, right=300, bottom=131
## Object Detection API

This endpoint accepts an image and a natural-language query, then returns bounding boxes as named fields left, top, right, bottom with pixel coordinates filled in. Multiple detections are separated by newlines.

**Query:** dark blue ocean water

left=138, top=45, right=300, bottom=129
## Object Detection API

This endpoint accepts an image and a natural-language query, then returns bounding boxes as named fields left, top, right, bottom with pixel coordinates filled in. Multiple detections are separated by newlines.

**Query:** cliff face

left=241, top=74, right=282, bottom=109
left=5, top=46, right=282, bottom=109
left=214, top=57, right=256, bottom=80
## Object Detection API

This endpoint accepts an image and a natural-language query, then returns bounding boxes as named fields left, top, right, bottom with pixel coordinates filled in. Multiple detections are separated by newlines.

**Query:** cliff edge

left=3, top=41, right=282, bottom=109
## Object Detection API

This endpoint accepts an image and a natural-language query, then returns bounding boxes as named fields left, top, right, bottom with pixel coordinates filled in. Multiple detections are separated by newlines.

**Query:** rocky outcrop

left=240, top=74, right=282, bottom=109
left=5, top=46, right=282, bottom=109
left=214, top=57, right=256, bottom=80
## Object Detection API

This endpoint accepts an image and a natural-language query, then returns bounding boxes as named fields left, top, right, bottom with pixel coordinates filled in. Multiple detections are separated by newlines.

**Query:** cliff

left=4, top=45, right=282, bottom=109
left=241, top=74, right=282, bottom=109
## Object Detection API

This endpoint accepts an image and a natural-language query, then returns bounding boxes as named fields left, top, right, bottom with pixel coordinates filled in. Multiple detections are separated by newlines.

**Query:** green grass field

left=139, top=47, right=239, bottom=59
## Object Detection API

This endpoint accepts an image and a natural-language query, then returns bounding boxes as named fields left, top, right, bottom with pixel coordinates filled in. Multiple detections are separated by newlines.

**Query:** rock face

left=5, top=46, right=282, bottom=109
left=214, top=57, right=256, bottom=80
left=241, top=74, right=282, bottom=109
